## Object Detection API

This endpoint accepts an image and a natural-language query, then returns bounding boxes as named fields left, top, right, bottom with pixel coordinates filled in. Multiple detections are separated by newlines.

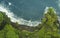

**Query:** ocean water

left=0, top=0, right=60, bottom=26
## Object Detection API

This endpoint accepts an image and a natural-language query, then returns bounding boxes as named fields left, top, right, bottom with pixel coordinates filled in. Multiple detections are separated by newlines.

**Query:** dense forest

left=0, top=7, right=60, bottom=38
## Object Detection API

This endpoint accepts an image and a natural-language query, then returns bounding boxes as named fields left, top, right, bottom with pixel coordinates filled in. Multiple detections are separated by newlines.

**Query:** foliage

left=41, top=7, right=60, bottom=38
left=0, top=7, right=60, bottom=38
left=0, top=12, right=4, bottom=25
left=4, top=24, right=19, bottom=38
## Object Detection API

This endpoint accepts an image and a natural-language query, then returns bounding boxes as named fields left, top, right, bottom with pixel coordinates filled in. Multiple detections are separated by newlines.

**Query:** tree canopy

left=0, top=7, right=60, bottom=38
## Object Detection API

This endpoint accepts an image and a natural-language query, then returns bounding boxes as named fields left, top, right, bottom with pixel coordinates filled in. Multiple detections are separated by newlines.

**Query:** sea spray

left=0, top=4, right=40, bottom=26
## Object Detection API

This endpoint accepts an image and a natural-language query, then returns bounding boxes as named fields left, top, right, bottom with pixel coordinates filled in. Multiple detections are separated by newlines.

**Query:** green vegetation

left=0, top=7, right=60, bottom=38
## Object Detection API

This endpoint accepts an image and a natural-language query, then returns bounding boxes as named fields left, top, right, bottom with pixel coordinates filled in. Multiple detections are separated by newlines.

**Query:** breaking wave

left=0, top=3, right=60, bottom=27
left=0, top=4, right=41, bottom=27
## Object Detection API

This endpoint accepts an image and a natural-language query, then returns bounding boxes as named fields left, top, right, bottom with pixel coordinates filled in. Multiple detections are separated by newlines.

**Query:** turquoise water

left=0, top=0, right=60, bottom=21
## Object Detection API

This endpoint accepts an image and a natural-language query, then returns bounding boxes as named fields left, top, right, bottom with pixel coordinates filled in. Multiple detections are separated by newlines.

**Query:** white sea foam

left=44, top=6, right=60, bottom=23
left=58, top=16, right=60, bottom=23
left=0, top=4, right=41, bottom=27
left=44, top=7, right=56, bottom=14
left=0, top=3, right=59, bottom=27
left=44, top=7, right=49, bottom=14
left=58, top=0, right=60, bottom=8
left=8, top=2, right=12, bottom=6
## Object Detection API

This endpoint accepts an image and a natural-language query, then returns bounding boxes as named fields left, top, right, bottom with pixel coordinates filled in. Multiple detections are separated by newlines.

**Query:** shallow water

left=0, top=0, right=60, bottom=26
left=0, top=0, right=60, bottom=21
